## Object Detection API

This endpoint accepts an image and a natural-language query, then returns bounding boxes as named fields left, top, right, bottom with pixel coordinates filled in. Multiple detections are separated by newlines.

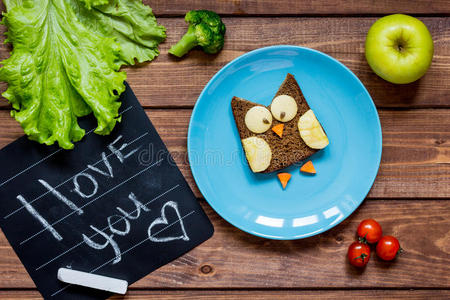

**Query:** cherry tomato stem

left=348, top=242, right=371, bottom=267
left=357, top=219, right=383, bottom=244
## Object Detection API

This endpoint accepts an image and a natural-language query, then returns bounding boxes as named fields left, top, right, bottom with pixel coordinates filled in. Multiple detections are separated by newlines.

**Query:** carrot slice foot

left=300, top=160, right=316, bottom=174
left=277, top=172, right=291, bottom=189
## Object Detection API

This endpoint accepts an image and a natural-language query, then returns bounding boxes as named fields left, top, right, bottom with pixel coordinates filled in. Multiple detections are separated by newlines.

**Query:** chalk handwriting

left=87, top=152, right=114, bottom=178
left=72, top=173, right=98, bottom=199
left=38, top=179, right=83, bottom=215
left=16, top=195, right=63, bottom=241
left=148, top=201, right=190, bottom=243
left=82, top=191, right=150, bottom=264
left=83, top=225, right=122, bottom=264
left=108, top=135, right=140, bottom=163
left=16, top=134, right=141, bottom=242
left=116, top=192, right=150, bottom=220
left=108, top=214, right=130, bottom=236
left=82, top=196, right=189, bottom=265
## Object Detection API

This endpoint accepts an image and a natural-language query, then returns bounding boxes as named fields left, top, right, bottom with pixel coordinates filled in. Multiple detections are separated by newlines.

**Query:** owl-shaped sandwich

left=231, top=73, right=329, bottom=173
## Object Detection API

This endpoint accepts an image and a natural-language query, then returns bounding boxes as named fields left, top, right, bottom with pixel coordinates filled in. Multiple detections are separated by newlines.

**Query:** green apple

left=365, top=14, right=434, bottom=84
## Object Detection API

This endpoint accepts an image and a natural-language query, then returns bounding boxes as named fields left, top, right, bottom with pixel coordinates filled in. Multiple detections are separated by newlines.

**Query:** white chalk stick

left=57, top=268, right=128, bottom=295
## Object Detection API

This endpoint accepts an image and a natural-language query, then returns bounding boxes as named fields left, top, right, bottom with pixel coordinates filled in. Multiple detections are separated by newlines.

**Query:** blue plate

left=187, top=46, right=382, bottom=240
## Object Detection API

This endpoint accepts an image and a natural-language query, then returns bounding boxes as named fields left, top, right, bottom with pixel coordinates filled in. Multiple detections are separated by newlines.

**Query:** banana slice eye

left=298, top=109, right=329, bottom=149
left=241, top=136, right=272, bottom=172
left=270, top=95, right=298, bottom=122
left=245, top=106, right=273, bottom=133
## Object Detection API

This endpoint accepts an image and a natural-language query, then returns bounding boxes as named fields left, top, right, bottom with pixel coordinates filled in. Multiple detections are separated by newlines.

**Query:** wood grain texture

left=0, top=4, right=449, bottom=295
left=147, top=0, right=450, bottom=15
left=0, top=18, right=449, bottom=109
left=0, top=200, right=449, bottom=289
left=2, top=1, right=450, bottom=16
left=0, top=109, right=448, bottom=198
left=1, top=289, right=450, bottom=300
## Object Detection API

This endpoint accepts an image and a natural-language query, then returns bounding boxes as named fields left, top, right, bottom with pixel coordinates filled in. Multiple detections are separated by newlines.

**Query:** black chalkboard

left=0, top=83, right=214, bottom=299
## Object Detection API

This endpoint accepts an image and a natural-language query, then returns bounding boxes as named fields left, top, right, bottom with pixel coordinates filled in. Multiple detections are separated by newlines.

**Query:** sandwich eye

left=245, top=106, right=272, bottom=133
left=298, top=109, right=329, bottom=149
left=270, top=95, right=298, bottom=122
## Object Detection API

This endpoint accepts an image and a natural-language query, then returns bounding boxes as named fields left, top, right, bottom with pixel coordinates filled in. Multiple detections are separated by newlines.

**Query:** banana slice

left=241, top=137, right=272, bottom=172
left=270, top=95, right=298, bottom=122
left=245, top=106, right=272, bottom=133
left=298, top=110, right=329, bottom=149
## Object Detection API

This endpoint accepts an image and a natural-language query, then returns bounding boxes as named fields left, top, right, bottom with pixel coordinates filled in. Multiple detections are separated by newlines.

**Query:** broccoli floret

left=169, top=10, right=226, bottom=57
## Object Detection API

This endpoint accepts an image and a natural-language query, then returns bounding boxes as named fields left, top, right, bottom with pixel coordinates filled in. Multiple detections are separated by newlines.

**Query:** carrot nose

left=272, top=124, right=284, bottom=138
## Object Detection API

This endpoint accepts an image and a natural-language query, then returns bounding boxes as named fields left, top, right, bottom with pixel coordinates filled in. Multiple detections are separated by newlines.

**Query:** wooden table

left=1, top=1, right=449, bottom=299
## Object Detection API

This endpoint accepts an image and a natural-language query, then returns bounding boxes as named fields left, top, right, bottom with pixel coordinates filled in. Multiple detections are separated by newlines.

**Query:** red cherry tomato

left=376, top=236, right=402, bottom=261
left=357, top=219, right=382, bottom=243
left=348, top=242, right=371, bottom=267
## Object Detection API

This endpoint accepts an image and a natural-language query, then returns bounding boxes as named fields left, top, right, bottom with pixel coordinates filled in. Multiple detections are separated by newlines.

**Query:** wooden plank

left=0, top=109, right=448, bottom=198
left=0, top=18, right=450, bottom=108
left=148, top=0, right=450, bottom=15
left=0, top=200, right=449, bottom=289
left=2, top=1, right=450, bottom=16
left=1, top=289, right=450, bottom=300
left=116, top=289, right=450, bottom=299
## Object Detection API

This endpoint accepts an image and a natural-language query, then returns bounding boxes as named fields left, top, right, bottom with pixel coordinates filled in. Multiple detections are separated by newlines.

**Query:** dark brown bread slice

left=231, top=73, right=318, bottom=173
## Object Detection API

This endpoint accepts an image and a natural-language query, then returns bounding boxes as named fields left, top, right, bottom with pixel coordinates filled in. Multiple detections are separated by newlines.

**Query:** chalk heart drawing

left=148, top=201, right=190, bottom=243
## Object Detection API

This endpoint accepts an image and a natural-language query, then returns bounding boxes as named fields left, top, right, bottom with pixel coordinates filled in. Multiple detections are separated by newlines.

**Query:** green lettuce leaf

left=0, top=0, right=166, bottom=149
left=74, top=0, right=167, bottom=65
left=79, top=0, right=109, bottom=9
